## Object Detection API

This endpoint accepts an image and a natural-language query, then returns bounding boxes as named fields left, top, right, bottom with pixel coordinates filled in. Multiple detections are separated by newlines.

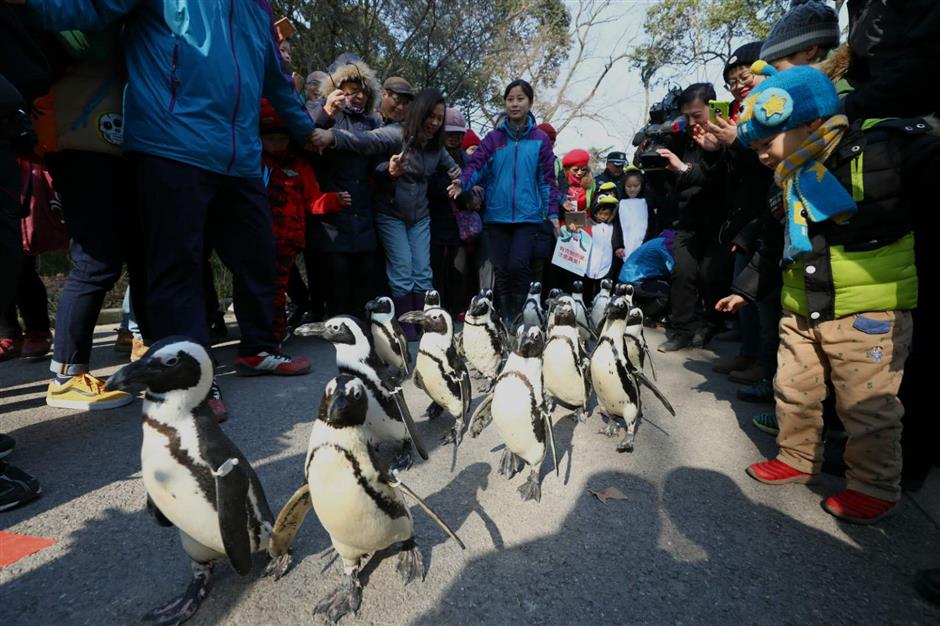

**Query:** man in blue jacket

left=22, top=0, right=316, bottom=381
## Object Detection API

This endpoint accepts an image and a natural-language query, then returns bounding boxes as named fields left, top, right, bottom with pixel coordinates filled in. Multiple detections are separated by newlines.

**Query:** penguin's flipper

left=391, top=475, right=466, bottom=550
left=454, top=331, right=464, bottom=357
left=391, top=318, right=412, bottom=375
left=644, top=344, right=657, bottom=381
left=468, top=393, right=494, bottom=438
left=213, top=461, right=254, bottom=576
left=577, top=320, right=599, bottom=342
left=268, top=483, right=312, bottom=560
left=413, top=368, right=426, bottom=394
left=496, top=318, right=511, bottom=354
left=635, top=370, right=675, bottom=416
left=146, top=495, right=174, bottom=527
left=543, top=408, right=559, bottom=477
left=392, top=388, right=428, bottom=460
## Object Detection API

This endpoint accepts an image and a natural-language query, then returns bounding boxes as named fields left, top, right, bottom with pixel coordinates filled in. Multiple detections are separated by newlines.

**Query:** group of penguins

left=101, top=278, right=676, bottom=625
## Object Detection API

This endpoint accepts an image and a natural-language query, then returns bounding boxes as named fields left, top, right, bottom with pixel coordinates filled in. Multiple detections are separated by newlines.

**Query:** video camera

left=632, top=87, right=687, bottom=171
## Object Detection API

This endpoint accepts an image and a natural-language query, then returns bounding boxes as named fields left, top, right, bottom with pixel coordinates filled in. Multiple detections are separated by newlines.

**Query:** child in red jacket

left=260, top=100, right=349, bottom=343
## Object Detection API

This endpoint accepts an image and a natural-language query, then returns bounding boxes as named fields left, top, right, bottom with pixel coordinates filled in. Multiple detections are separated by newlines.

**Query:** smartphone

left=708, top=100, right=731, bottom=123
left=566, top=211, right=587, bottom=229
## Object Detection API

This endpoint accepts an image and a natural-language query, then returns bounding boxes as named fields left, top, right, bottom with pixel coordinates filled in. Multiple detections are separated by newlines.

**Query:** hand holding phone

left=708, top=100, right=731, bottom=124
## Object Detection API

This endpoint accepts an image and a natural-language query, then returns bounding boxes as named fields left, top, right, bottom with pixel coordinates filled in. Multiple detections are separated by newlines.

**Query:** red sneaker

left=746, top=459, right=816, bottom=485
left=21, top=331, right=52, bottom=360
left=235, top=351, right=311, bottom=377
left=823, top=490, right=897, bottom=524
left=0, top=337, right=23, bottom=362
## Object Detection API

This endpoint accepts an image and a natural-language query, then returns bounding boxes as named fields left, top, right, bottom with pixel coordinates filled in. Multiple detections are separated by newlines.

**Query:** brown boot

left=729, top=363, right=764, bottom=384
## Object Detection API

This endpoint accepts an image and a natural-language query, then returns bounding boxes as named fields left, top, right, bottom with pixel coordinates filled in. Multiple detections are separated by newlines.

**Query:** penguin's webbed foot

left=478, top=378, right=494, bottom=393
left=571, top=408, right=588, bottom=424
left=142, top=562, right=211, bottom=625
left=390, top=444, right=414, bottom=472
left=395, top=538, right=425, bottom=585
left=497, top=448, right=519, bottom=479
left=517, top=468, right=542, bottom=502
left=599, top=417, right=621, bottom=438
left=441, top=421, right=463, bottom=447
left=470, top=370, right=485, bottom=380
left=262, top=551, right=293, bottom=580
left=617, top=430, right=636, bottom=453
left=425, top=403, right=444, bottom=420
left=314, top=572, right=362, bottom=624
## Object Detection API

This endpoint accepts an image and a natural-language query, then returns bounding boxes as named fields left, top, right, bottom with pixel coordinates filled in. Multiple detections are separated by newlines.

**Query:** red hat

left=461, top=129, right=481, bottom=150
left=260, top=98, right=285, bottom=133
left=562, top=148, right=590, bottom=168
left=537, top=122, right=557, bottom=143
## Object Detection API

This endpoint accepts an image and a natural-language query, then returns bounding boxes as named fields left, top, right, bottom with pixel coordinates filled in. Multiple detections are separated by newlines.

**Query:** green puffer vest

left=779, top=118, right=923, bottom=321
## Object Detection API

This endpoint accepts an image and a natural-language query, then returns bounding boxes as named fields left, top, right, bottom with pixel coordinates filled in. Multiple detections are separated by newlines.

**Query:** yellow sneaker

left=130, top=338, right=149, bottom=363
left=46, top=373, right=134, bottom=410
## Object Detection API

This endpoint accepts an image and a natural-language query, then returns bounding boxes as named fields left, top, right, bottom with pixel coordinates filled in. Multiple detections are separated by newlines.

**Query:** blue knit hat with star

left=736, top=61, right=840, bottom=146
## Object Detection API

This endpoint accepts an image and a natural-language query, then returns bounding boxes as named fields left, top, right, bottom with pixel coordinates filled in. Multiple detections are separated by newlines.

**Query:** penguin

left=570, top=280, right=596, bottom=343
left=461, top=289, right=509, bottom=392
left=589, top=279, right=613, bottom=333
left=624, top=305, right=656, bottom=380
left=543, top=297, right=592, bottom=423
left=601, top=283, right=635, bottom=336
left=365, top=297, right=411, bottom=378
left=423, top=289, right=442, bottom=311
left=544, top=288, right=565, bottom=332
left=399, top=307, right=471, bottom=446
left=266, top=376, right=432, bottom=622
left=512, top=282, right=545, bottom=330
left=590, top=297, right=675, bottom=452
left=468, top=326, right=557, bottom=502
left=295, top=317, right=427, bottom=470
left=104, top=337, right=275, bottom=625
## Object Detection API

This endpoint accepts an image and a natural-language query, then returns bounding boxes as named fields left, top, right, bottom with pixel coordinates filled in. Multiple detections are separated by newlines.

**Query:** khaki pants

left=774, top=310, right=913, bottom=501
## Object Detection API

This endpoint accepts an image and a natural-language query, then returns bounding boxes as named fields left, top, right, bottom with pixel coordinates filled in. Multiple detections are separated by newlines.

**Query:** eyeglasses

left=725, top=71, right=754, bottom=90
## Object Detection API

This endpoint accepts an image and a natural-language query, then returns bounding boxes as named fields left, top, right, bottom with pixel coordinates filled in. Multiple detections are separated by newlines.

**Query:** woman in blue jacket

left=458, top=80, right=559, bottom=319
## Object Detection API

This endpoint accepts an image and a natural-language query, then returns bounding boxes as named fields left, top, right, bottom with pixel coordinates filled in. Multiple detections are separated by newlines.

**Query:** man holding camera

left=654, top=83, right=728, bottom=352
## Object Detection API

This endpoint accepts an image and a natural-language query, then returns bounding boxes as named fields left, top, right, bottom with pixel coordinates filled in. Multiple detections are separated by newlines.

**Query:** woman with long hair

left=454, top=79, right=559, bottom=321
left=374, top=88, right=460, bottom=335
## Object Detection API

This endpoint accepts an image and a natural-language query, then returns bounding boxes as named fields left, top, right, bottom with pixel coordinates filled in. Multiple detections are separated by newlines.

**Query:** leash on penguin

left=389, top=470, right=466, bottom=550
left=543, top=410, right=559, bottom=477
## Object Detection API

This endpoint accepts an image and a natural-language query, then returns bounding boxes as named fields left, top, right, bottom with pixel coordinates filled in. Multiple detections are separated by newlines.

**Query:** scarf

left=774, top=114, right=857, bottom=265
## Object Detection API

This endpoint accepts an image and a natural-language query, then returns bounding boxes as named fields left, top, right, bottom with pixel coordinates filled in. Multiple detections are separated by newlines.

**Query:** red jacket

left=262, top=151, right=341, bottom=248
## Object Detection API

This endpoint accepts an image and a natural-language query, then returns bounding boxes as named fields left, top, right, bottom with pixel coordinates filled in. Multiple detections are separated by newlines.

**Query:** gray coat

left=373, top=135, right=458, bottom=225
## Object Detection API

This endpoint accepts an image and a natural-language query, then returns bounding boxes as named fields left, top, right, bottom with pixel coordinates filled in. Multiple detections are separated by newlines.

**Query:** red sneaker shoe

left=823, top=490, right=897, bottom=524
left=746, top=459, right=816, bottom=485
left=235, top=351, right=311, bottom=377
left=21, top=331, right=52, bottom=360
left=0, top=337, right=23, bottom=362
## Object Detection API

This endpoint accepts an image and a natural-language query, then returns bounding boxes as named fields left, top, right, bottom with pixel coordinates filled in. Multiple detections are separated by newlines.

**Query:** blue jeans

left=375, top=213, right=432, bottom=298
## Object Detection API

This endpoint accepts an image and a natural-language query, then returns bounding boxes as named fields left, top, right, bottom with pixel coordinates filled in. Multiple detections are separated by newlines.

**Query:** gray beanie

left=760, top=0, right=840, bottom=63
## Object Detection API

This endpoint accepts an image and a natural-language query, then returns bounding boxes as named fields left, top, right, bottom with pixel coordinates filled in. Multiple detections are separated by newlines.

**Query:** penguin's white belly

left=374, top=331, right=404, bottom=369
left=363, top=389, right=407, bottom=443
left=307, top=448, right=412, bottom=561
left=543, top=339, right=585, bottom=407
left=464, top=325, right=501, bottom=377
left=590, top=299, right=608, bottom=329
left=523, top=307, right=542, bottom=327
left=416, top=352, right=462, bottom=416
left=591, top=342, right=633, bottom=419
left=492, top=376, right=543, bottom=465
left=141, top=436, right=224, bottom=555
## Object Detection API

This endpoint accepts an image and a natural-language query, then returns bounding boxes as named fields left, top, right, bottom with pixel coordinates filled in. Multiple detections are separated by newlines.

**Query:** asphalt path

left=2, top=322, right=938, bottom=624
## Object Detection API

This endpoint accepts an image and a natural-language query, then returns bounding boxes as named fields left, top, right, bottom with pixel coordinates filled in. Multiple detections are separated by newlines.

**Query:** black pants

left=0, top=143, right=24, bottom=334
left=669, top=228, right=730, bottom=337
left=46, top=151, right=148, bottom=373
left=1, top=255, right=49, bottom=336
left=323, top=251, right=378, bottom=318
left=135, top=153, right=275, bottom=355
left=430, top=243, right=468, bottom=316
left=486, top=222, right=539, bottom=298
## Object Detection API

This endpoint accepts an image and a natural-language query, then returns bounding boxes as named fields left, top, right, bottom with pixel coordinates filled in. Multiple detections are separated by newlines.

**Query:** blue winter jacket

left=460, top=116, right=559, bottom=224
left=25, top=0, right=314, bottom=178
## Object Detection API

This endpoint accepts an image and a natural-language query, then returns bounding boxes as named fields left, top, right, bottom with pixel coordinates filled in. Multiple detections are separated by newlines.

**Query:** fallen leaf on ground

left=588, top=486, right=627, bottom=504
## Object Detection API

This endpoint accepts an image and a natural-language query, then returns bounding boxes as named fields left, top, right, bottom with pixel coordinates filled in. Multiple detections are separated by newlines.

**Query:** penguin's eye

left=353, top=389, right=362, bottom=399
left=164, top=356, right=179, bottom=366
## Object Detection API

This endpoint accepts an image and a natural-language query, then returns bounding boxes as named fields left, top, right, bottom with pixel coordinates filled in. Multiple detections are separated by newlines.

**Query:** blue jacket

left=460, top=116, right=559, bottom=224
left=26, top=0, right=314, bottom=178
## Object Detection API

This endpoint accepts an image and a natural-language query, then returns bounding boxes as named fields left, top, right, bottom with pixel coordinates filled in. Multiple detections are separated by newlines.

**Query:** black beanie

left=760, top=0, right=839, bottom=63
left=723, top=41, right=764, bottom=82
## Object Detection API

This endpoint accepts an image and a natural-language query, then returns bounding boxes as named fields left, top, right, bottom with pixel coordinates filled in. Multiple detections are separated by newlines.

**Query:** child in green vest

left=717, top=61, right=940, bottom=523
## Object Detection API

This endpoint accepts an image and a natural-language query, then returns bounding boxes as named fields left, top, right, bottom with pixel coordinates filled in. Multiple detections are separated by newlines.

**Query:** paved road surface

left=2, top=323, right=938, bottom=624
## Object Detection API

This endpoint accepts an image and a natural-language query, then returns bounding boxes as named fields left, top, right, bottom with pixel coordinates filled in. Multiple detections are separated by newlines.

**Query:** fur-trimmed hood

left=319, top=58, right=381, bottom=114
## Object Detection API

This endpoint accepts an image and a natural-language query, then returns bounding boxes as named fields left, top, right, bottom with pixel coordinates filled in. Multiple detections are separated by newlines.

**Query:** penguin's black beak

left=326, top=393, right=349, bottom=423
left=295, top=322, right=326, bottom=337
left=469, top=298, right=489, bottom=316
left=398, top=310, right=428, bottom=327
left=104, top=356, right=162, bottom=392
left=364, top=299, right=379, bottom=314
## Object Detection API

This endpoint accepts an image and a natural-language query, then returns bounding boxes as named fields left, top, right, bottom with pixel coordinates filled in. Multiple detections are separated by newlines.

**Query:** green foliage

left=631, top=0, right=789, bottom=86
left=272, top=0, right=571, bottom=128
